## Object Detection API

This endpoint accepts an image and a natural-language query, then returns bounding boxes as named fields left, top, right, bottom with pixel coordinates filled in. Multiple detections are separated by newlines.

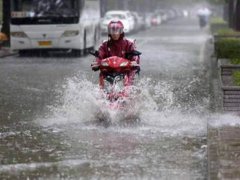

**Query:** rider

left=197, top=7, right=211, bottom=28
left=91, top=20, right=140, bottom=84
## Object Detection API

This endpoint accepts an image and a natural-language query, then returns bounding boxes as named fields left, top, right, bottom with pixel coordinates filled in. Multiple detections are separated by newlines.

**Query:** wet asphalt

left=0, top=17, right=215, bottom=179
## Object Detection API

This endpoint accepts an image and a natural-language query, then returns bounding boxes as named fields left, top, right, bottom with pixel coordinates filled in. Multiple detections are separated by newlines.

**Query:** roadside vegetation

left=211, top=16, right=240, bottom=86
left=230, top=58, right=240, bottom=65
left=210, top=17, right=228, bottom=34
left=233, top=71, right=240, bottom=86
left=215, top=38, right=240, bottom=59
left=217, top=28, right=240, bottom=36
left=0, top=0, right=2, bottom=24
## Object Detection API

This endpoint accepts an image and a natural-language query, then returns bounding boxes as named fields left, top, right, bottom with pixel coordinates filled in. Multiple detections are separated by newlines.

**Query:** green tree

left=206, top=0, right=240, bottom=31
left=206, top=0, right=225, bottom=4
left=0, top=0, right=2, bottom=24
left=1, top=0, right=10, bottom=45
left=226, top=0, right=240, bottom=31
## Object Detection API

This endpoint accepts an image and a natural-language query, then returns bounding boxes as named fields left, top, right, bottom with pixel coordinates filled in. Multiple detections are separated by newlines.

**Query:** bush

left=0, top=0, right=2, bottom=24
left=215, top=38, right=240, bottom=59
left=230, top=58, right=240, bottom=64
left=210, top=17, right=228, bottom=34
left=233, top=71, right=240, bottom=86
left=210, top=17, right=226, bottom=24
left=217, top=28, right=240, bottom=36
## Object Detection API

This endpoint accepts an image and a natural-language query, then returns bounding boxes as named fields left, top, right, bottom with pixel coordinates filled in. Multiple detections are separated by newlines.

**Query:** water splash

left=35, top=74, right=208, bottom=137
left=37, top=75, right=100, bottom=126
left=208, top=113, right=240, bottom=128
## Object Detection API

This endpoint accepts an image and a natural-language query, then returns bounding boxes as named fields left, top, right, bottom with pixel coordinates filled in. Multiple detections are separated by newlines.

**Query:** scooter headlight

left=120, top=62, right=128, bottom=67
left=130, top=61, right=139, bottom=67
left=101, top=62, right=109, bottom=66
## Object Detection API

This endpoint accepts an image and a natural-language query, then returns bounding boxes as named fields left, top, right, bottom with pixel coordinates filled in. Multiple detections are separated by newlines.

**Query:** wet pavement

left=207, top=32, right=240, bottom=179
left=0, top=47, right=17, bottom=58
left=0, top=17, right=239, bottom=179
left=208, top=125, right=240, bottom=179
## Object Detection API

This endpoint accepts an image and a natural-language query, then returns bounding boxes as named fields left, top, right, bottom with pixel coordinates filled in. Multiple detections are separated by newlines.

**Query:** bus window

left=11, top=0, right=82, bottom=24
left=10, top=0, right=101, bottom=54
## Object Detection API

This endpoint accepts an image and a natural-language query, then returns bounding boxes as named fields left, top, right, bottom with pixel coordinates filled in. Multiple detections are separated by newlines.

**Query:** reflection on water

left=1, top=76, right=209, bottom=179
left=0, top=19, right=214, bottom=179
left=0, top=121, right=207, bottom=179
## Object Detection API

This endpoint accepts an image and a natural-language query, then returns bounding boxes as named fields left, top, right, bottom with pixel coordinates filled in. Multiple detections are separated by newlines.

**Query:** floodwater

left=0, top=18, right=215, bottom=179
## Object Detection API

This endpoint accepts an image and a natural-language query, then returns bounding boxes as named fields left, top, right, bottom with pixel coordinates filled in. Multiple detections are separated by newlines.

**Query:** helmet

left=108, top=21, right=124, bottom=35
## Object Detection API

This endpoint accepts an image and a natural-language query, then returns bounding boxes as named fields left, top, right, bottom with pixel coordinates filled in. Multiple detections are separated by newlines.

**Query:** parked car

left=155, top=9, right=168, bottom=23
left=144, top=13, right=154, bottom=28
left=131, top=11, right=145, bottom=31
left=151, top=12, right=162, bottom=26
left=100, top=10, right=134, bottom=34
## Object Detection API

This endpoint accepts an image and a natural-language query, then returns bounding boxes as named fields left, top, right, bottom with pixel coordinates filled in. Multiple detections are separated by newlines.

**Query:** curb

left=0, top=50, right=18, bottom=58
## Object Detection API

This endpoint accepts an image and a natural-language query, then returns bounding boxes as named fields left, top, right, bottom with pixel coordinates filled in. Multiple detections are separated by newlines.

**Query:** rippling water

left=0, top=19, right=215, bottom=179
left=0, top=74, right=209, bottom=179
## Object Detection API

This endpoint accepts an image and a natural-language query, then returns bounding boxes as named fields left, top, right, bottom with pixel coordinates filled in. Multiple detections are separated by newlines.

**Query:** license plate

left=38, top=41, right=52, bottom=46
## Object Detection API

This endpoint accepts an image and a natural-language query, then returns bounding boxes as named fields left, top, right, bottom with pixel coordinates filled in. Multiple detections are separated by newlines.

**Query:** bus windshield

left=11, top=0, right=82, bottom=24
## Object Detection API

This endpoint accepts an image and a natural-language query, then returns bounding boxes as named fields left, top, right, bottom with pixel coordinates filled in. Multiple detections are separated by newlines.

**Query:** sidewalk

left=208, top=125, right=240, bottom=179
left=0, top=47, right=18, bottom=58
left=207, top=33, right=240, bottom=179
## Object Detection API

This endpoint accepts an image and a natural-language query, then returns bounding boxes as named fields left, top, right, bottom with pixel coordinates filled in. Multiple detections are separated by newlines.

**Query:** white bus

left=10, top=0, right=101, bottom=55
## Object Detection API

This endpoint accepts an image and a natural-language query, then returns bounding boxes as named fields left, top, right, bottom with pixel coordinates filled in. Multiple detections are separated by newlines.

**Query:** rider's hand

left=130, top=61, right=139, bottom=67
left=91, top=62, right=99, bottom=71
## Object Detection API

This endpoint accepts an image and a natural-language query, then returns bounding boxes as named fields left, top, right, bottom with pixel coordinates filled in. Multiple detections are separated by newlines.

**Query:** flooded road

left=1, top=18, right=210, bottom=179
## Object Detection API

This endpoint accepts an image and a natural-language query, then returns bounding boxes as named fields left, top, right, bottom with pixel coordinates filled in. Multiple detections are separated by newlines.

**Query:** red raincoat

left=96, top=37, right=140, bottom=64
left=92, top=36, right=140, bottom=85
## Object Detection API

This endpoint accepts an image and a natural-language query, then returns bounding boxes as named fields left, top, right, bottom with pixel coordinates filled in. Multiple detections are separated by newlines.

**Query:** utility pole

left=1, top=0, right=10, bottom=46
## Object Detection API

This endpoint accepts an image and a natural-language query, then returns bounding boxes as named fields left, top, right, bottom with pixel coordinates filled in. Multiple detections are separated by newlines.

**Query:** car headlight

left=62, top=30, right=79, bottom=37
left=11, top=32, right=28, bottom=38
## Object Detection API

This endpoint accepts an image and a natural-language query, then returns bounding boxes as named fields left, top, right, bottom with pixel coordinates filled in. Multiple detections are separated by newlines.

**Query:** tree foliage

left=0, top=0, right=2, bottom=24
left=205, top=0, right=226, bottom=4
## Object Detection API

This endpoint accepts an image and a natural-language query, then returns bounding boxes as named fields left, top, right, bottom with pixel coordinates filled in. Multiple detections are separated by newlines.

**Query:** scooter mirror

left=125, top=50, right=142, bottom=59
left=89, top=50, right=99, bottom=57
left=132, top=50, right=142, bottom=56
